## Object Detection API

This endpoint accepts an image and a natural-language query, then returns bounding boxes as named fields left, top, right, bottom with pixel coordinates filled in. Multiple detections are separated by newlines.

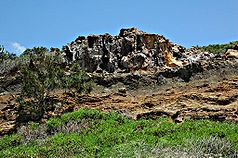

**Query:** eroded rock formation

left=63, top=27, right=190, bottom=73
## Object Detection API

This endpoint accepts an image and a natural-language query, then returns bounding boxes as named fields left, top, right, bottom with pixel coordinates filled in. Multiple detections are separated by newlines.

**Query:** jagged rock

left=63, top=27, right=193, bottom=73
left=118, top=87, right=127, bottom=94
left=157, top=62, right=203, bottom=82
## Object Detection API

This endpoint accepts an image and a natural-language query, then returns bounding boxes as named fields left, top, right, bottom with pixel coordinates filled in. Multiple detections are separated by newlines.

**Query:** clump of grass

left=1, top=108, right=238, bottom=157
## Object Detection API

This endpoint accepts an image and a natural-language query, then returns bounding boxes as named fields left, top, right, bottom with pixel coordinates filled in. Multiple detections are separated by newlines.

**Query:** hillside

left=1, top=28, right=238, bottom=157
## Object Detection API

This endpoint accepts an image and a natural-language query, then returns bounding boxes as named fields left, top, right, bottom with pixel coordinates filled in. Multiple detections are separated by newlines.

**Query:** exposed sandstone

left=63, top=27, right=197, bottom=73
left=225, top=48, right=238, bottom=59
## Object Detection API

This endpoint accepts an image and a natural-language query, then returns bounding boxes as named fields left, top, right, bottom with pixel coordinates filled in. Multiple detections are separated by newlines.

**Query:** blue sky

left=0, top=0, right=237, bottom=55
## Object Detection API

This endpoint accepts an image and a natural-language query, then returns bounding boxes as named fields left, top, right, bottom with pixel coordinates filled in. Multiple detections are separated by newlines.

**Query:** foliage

left=0, top=45, right=17, bottom=61
left=18, top=47, right=93, bottom=117
left=19, top=47, right=65, bottom=114
left=0, top=45, right=19, bottom=76
left=195, top=41, right=238, bottom=54
left=62, top=63, right=93, bottom=96
left=1, top=108, right=238, bottom=157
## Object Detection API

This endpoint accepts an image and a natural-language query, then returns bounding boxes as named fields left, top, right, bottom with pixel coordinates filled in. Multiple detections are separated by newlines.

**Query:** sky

left=0, top=0, right=237, bottom=55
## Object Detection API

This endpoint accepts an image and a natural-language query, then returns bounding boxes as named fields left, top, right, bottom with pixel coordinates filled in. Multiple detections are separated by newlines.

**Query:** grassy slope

left=1, top=108, right=238, bottom=157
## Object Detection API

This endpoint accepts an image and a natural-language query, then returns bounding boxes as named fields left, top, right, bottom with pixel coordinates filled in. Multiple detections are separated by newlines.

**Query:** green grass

left=1, top=108, right=238, bottom=157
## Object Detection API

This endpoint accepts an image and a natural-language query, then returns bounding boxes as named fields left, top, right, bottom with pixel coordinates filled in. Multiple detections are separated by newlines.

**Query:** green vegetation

left=18, top=47, right=65, bottom=116
left=62, top=63, right=93, bottom=97
left=17, top=47, right=93, bottom=118
left=0, top=45, right=17, bottom=61
left=195, top=41, right=238, bottom=54
left=1, top=109, right=237, bottom=157
left=22, top=48, right=63, bottom=98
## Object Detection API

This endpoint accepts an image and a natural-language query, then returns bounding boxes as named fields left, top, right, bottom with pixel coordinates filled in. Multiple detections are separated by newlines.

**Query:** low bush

left=195, top=41, right=238, bottom=54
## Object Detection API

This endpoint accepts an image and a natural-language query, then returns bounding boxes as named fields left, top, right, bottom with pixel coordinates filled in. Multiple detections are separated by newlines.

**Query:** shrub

left=17, top=122, right=47, bottom=145
left=62, top=62, right=93, bottom=96
left=195, top=41, right=238, bottom=54
left=0, top=45, right=19, bottom=75
left=0, top=45, right=17, bottom=61
left=191, top=136, right=238, bottom=157
left=19, top=47, right=65, bottom=116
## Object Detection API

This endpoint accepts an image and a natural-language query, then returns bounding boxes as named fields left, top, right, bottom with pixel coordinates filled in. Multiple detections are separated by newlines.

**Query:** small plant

left=17, top=122, right=47, bottom=145
left=62, top=62, right=93, bottom=97
left=191, top=136, right=238, bottom=157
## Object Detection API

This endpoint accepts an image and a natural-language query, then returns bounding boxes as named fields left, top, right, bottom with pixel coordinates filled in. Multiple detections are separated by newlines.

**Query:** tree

left=0, top=45, right=18, bottom=61
left=18, top=47, right=93, bottom=117
left=0, top=45, right=9, bottom=61
left=19, top=47, right=64, bottom=115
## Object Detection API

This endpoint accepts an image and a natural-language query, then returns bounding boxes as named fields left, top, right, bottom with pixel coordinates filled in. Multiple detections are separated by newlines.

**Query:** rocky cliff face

left=63, top=27, right=192, bottom=73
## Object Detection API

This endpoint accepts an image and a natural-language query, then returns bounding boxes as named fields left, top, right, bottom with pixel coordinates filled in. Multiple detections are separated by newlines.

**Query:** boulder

left=225, top=49, right=238, bottom=58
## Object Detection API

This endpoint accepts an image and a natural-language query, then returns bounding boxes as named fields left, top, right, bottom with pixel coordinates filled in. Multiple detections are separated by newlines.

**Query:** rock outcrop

left=225, top=44, right=238, bottom=58
left=63, top=27, right=192, bottom=73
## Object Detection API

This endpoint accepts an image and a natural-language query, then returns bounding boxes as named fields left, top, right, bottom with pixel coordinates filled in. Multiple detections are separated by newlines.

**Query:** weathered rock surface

left=1, top=61, right=238, bottom=135
left=225, top=45, right=238, bottom=58
left=77, top=74, right=238, bottom=123
left=63, top=27, right=212, bottom=73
